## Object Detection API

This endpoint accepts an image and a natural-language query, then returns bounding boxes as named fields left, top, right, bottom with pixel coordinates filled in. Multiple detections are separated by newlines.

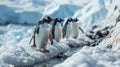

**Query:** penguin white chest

left=71, top=22, right=79, bottom=37
left=54, top=23, right=62, bottom=42
left=35, top=23, right=50, bottom=49
left=66, top=22, right=72, bottom=37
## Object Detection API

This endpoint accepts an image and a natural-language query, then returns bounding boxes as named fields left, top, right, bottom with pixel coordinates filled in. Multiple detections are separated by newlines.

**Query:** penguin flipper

left=29, top=34, right=36, bottom=47
left=29, top=38, right=32, bottom=45
left=29, top=35, right=34, bottom=45
left=79, top=27, right=84, bottom=33
left=49, top=34, right=53, bottom=45
left=62, top=30, right=65, bottom=38
left=29, top=28, right=37, bottom=47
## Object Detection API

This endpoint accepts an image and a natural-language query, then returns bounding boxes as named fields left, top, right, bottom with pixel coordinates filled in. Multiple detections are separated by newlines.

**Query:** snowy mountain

left=0, top=0, right=120, bottom=67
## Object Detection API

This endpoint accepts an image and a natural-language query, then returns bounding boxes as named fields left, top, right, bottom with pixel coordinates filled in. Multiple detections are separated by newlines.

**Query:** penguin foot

left=73, top=36, right=77, bottom=39
left=31, top=44, right=36, bottom=47
left=68, top=44, right=74, bottom=48
left=39, top=49, right=50, bottom=53
left=51, top=42, right=53, bottom=45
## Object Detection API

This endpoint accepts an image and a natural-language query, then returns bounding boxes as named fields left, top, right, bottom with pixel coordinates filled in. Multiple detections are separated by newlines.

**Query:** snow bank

left=0, top=24, right=34, bottom=47
left=54, top=1, right=120, bottom=67
left=0, top=37, right=85, bottom=66
left=54, top=46, right=120, bottom=67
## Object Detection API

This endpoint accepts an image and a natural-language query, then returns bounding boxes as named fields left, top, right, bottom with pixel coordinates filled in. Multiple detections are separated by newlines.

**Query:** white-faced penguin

left=50, top=18, right=64, bottom=44
left=62, top=18, right=72, bottom=39
left=71, top=18, right=84, bottom=39
left=29, top=16, right=53, bottom=48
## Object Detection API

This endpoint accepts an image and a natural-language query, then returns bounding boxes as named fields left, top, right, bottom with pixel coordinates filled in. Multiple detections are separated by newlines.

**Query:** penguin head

left=52, top=18, right=64, bottom=27
left=67, top=18, right=70, bottom=22
left=74, top=18, right=79, bottom=22
left=55, top=18, right=63, bottom=22
left=53, top=18, right=59, bottom=26
left=55, top=18, right=59, bottom=21
left=67, top=18, right=73, bottom=22
left=43, top=18, right=49, bottom=23
left=69, top=18, right=73, bottom=21
left=42, top=16, right=53, bottom=24
left=38, top=17, right=46, bottom=24
left=59, top=18, right=64, bottom=22
left=38, top=20, right=43, bottom=25
left=47, top=16, right=54, bottom=22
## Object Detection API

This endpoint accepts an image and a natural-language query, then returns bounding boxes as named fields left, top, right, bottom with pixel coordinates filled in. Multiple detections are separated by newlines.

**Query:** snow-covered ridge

left=55, top=46, right=120, bottom=67
left=0, top=0, right=116, bottom=26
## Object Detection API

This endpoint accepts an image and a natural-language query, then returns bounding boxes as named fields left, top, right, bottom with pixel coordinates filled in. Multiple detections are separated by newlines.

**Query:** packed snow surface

left=0, top=0, right=120, bottom=67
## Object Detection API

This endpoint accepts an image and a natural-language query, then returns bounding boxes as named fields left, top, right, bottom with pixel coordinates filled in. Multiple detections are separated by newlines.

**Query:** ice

left=0, top=0, right=117, bottom=26
left=54, top=47, right=120, bottom=67
left=0, top=0, right=52, bottom=24
left=0, top=0, right=120, bottom=67
left=0, top=36, right=85, bottom=66
left=0, top=61, right=14, bottom=67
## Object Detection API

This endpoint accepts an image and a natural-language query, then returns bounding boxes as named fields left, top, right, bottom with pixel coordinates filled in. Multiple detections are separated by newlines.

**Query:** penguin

left=50, top=18, right=64, bottom=44
left=62, top=18, right=72, bottom=39
left=71, top=18, right=84, bottom=39
left=29, top=16, right=53, bottom=48
left=35, top=20, right=51, bottom=52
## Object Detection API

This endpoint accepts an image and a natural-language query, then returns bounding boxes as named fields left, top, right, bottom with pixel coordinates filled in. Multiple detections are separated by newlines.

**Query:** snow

left=55, top=46, right=120, bottom=67
left=0, top=0, right=120, bottom=67
left=0, top=0, right=117, bottom=26
left=54, top=0, right=120, bottom=66
left=0, top=61, right=14, bottom=67
left=0, top=0, right=52, bottom=24
left=0, top=36, right=85, bottom=66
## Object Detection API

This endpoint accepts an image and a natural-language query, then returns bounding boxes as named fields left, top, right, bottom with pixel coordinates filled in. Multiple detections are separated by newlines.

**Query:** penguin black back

left=51, top=18, right=59, bottom=39
left=64, top=18, right=72, bottom=29
left=62, top=18, right=72, bottom=38
left=51, top=18, right=63, bottom=39
left=72, top=18, right=79, bottom=22
left=36, top=18, right=47, bottom=34
left=29, top=17, right=48, bottom=46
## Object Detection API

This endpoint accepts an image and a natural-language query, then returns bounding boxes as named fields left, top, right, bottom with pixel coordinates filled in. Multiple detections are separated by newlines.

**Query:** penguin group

left=62, top=18, right=84, bottom=39
left=29, top=16, right=84, bottom=53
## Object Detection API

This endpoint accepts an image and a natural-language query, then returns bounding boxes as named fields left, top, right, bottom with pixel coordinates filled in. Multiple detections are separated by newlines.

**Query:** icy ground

left=0, top=24, right=87, bottom=67
left=0, top=0, right=120, bottom=67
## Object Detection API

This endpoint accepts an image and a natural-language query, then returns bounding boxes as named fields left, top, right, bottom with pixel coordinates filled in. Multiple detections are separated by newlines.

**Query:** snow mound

left=54, top=1, right=120, bottom=66
left=0, top=61, right=14, bottom=67
left=54, top=46, right=120, bottom=67
left=0, top=37, right=85, bottom=66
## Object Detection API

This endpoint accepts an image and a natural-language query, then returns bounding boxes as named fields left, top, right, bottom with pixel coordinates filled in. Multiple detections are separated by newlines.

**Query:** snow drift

left=0, top=0, right=117, bottom=27
left=0, top=0, right=120, bottom=67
